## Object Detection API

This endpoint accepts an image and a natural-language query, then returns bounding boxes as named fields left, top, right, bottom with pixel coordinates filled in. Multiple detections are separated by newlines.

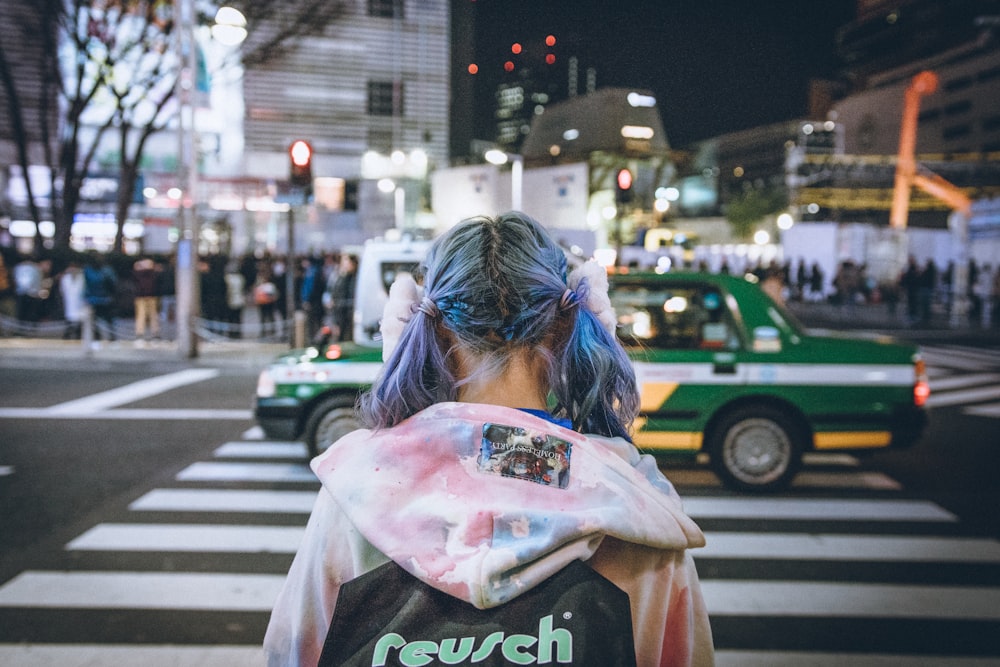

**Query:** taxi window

left=611, top=284, right=740, bottom=351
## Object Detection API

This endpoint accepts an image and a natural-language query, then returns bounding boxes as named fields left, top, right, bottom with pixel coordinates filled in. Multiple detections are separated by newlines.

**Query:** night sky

left=469, top=0, right=858, bottom=148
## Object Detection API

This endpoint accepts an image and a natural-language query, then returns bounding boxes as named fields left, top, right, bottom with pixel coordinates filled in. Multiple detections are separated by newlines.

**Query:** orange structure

left=889, top=70, right=972, bottom=229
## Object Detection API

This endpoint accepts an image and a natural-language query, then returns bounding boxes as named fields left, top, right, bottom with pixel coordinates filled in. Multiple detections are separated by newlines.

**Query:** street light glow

left=211, top=6, right=247, bottom=46
left=484, top=149, right=509, bottom=165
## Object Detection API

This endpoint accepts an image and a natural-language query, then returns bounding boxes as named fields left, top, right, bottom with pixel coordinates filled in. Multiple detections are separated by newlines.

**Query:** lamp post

left=485, top=149, right=523, bottom=211
left=174, top=3, right=246, bottom=358
left=174, top=0, right=199, bottom=358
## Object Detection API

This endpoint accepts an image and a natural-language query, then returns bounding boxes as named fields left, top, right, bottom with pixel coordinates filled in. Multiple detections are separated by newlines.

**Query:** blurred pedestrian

left=264, top=212, right=713, bottom=666
left=14, top=255, right=44, bottom=323
left=900, top=256, right=920, bottom=323
left=59, top=259, right=86, bottom=339
left=329, top=253, right=357, bottom=341
left=157, top=256, right=176, bottom=338
left=917, top=258, right=937, bottom=324
left=83, top=253, right=118, bottom=342
left=224, top=259, right=246, bottom=338
left=253, top=266, right=279, bottom=337
left=992, top=269, right=1000, bottom=328
left=132, top=256, right=160, bottom=341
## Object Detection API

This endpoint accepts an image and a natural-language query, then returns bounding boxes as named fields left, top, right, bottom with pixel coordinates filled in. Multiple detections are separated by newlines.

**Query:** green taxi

left=254, top=269, right=928, bottom=492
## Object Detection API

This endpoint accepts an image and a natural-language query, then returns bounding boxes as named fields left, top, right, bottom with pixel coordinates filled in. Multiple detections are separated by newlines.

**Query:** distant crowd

left=0, top=247, right=358, bottom=343
left=716, top=255, right=1000, bottom=328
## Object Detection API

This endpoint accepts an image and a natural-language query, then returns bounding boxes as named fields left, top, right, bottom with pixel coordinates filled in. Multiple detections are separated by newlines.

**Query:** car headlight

left=256, top=369, right=276, bottom=398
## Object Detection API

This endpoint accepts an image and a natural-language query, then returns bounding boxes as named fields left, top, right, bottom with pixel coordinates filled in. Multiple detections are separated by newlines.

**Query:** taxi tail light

left=256, top=369, right=276, bottom=398
left=913, top=357, right=929, bottom=407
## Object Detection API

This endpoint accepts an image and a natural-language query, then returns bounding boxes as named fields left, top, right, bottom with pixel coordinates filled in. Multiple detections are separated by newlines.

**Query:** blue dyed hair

left=359, top=212, right=639, bottom=439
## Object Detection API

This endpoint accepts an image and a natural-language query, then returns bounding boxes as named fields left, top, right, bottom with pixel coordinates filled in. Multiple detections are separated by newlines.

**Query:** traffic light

left=615, top=168, right=633, bottom=204
left=289, top=140, right=313, bottom=190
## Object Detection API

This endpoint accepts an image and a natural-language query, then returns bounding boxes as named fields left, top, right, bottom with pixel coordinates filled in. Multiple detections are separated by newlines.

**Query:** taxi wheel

left=304, top=398, right=361, bottom=458
left=708, top=406, right=803, bottom=492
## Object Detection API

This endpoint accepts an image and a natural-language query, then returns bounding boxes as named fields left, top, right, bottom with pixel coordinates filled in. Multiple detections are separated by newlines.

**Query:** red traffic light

left=289, top=140, right=313, bottom=190
left=616, top=168, right=633, bottom=204
left=616, top=168, right=633, bottom=191
left=290, top=140, right=312, bottom=167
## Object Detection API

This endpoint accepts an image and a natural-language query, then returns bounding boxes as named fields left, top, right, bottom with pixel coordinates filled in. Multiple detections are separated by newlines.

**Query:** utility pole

left=174, top=0, right=200, bottom=358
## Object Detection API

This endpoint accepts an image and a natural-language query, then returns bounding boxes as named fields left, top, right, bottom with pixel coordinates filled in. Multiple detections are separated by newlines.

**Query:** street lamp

left=485, top=149, right=523, bottom=211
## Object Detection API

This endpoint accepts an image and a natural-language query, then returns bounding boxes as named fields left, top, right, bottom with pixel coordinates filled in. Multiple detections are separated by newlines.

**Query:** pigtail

left=551, top=277, right=638, bottom=440
left=359, top=305, right=456, bottom=429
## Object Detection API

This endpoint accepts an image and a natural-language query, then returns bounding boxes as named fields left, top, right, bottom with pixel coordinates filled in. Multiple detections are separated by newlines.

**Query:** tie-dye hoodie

left=264, top=402, right=714, bottom=666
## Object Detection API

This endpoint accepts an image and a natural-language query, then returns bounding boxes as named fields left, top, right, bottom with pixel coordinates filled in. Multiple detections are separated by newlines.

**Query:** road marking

left=0, top=571, right=283, bottom=611
left=663, top=468, right=901, bottom=490
left=213, top=441, right=309, bottom=458
left=925, top=385, right=1000, bottom=408
left=130, top=488, right=317, bottom=513
left=965, top=402, right=1000, bottom=417
left=682, top=497, right=956, bottom=522
left=701, top=580, right=1000, bottom=620
left=45, top=369, right=220, bottom=415
left=716, top=650, right=999, bottom=666
left=175, top=461, right=316, bottom=483
left=930, top=373, right=1000, bottom=391
left=0, top=407, right=253, bottom=420
left=67, top=524, right=303, bottom=553
left=0, top=646, right=266, bottom=667
left=0, top=465, right=13, bottom=477
left=699, top=532, right=1000, bottom=562
left=921, top=347, right=1000, bottom=371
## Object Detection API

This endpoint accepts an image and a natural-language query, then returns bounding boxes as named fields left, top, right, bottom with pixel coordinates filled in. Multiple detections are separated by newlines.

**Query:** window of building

left=368, top=0, right=403, bottom=19
left=918, top=108, right=941, bottom=123
left=942, top=124, right=971, bottom=140
left=943, top=76, right=973, bottom=92
left=611, top=284, right=741, bottom=351
left=368, top=80, right=403, bottom=117
left=977, top=65, right=1000, bottom=83
left=944, top=100, right=972, bottom=116
left=982, top=115, right=1000, bottom=133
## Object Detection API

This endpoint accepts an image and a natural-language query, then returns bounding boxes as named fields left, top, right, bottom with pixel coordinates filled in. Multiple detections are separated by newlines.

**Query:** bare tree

left=2, top=0, right=345, bottom=254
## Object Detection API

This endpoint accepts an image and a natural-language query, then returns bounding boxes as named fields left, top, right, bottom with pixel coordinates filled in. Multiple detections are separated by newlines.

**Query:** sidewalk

left=1, top=301, right=996, bottom=372
left=0, top=335, right=290, bottom=372
left=785, top=300, right=1000, bottom=345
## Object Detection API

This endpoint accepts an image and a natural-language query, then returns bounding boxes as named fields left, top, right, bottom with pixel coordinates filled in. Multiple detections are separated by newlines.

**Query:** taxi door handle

left=713, top=361, right=737, bottom=375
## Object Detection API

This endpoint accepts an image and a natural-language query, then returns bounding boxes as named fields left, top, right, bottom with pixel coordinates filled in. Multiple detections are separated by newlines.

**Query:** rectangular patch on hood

left=478, top=422, right=572, bottom=489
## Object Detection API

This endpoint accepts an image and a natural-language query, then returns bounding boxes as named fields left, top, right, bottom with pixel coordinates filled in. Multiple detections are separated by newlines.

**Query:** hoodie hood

left=311, top=402, right=704, bottom=609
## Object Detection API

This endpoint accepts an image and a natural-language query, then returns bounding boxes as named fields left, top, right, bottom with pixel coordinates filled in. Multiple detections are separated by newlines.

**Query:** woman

left=264, top=212, right=713, bottom=666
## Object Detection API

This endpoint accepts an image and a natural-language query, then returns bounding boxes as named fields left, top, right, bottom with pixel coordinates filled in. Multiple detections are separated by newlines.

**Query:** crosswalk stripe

left=921, top=347, right=1000, bottom=371
left=926, top=385, right=1000, bottom=408
left=213, top=442, right=309, bottom=459
left=965, top=402, right=1000, bottom=417
left=698, top=532, right=1000, bottom=562
left=700, top=580, right=1000, bottom=620
left=66, top=524, right=303, bottom=553
left=45, top=369, right=219, bottom=415
left=715, top=650, right=1000, bottom=666
left=682, top=497, right=956, bottom=521
left=0, top=571, right=284, bottom=610
left=130, top=488, right=317, bottom=513
left=176, top=461, right=316, bottom=483
left=0, top=645, right=266, bottom=667
left=930, top=373, right=1000, bottom=391
left=663, top=468, right=901, bottom=490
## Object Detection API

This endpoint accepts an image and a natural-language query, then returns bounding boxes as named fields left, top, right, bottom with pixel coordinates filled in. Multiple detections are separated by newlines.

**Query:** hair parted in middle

left=359, top=211, right=639, bottom=440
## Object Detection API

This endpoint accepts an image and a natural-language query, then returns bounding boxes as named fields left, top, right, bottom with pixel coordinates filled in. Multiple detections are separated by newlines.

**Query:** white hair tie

left=567, top=260, right=617, bottom=337
left=380, top=273, right=422, bottom=361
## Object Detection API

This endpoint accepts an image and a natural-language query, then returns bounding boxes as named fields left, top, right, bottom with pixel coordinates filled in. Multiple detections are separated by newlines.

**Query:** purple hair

left=359, top=212, right=639, bottom=439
